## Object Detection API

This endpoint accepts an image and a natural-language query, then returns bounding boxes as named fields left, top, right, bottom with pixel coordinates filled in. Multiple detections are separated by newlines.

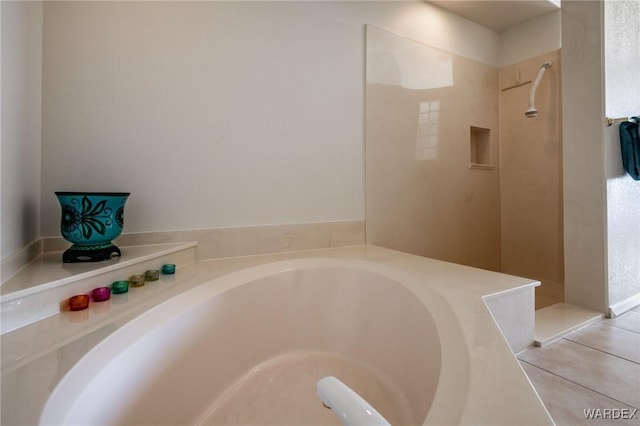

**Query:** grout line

left=605, top=309, right=640, bottom=334
left=604, top=322, right=640, bottom=335
left=601, top=320, right=640, bottom=336
left=518, top=359, right=640, bottom=410
left=561, top=336, right=640, bottom=366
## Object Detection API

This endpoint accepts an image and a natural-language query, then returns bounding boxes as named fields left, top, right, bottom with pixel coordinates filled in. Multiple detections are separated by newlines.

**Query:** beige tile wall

left=365, top=26, right=502, bottom=272
left=499, top=51, right=564, bottom=292
left=43, top=220, right=365, bottom=261
left=365, top=27, right=564, bottom=295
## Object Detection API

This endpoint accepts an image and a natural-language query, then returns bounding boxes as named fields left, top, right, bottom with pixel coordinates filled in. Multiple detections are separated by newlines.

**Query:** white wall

left=605, top=1, right=640, bottom=118
left=40, top=1, right=499, bottom=237
left=499, top=9, right=561, bottom=67
left=604, top=0, right=640, bottom=310
left=1, top=1, right=42, bottom=258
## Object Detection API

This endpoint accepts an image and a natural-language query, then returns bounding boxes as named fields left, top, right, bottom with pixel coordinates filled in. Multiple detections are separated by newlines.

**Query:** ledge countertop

left=1, top=242, right=197, bottom=299
left=0, top=245, right=551, bottom=426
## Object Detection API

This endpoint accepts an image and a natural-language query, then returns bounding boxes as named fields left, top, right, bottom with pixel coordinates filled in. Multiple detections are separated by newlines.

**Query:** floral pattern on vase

left=55, top=192, right=130, bottom=262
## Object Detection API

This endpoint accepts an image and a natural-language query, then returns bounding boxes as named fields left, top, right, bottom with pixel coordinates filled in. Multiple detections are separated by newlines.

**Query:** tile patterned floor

left=519, top=306, right=640, bottom=425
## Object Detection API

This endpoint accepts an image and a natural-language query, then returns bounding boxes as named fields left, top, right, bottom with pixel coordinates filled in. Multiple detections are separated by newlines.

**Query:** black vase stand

left=62, top=244, right=122, bottom=263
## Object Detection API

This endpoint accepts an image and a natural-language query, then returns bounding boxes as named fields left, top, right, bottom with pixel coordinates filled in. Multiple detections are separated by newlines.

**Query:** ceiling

left=428, top=0, right=560, bottom=32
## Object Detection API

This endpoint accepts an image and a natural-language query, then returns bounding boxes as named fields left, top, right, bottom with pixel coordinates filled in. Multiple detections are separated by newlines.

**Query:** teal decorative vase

left=55, top=192, right=130, bottom=263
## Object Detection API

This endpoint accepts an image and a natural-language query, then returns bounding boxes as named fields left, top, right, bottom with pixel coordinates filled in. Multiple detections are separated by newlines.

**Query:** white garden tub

left=40, top=257, right=493, bottom=425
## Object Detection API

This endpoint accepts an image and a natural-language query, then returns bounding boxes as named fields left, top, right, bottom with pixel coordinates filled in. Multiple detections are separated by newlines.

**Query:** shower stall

left=365, top=26, right=563, bottom=309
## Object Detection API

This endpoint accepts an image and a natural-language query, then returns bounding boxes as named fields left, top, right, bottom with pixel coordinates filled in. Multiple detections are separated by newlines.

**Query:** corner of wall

left=1, top=0, right=43, bottom=262
left=1, top=239, right=43, bottom=284
left=561, top=0, right=608, bottom=313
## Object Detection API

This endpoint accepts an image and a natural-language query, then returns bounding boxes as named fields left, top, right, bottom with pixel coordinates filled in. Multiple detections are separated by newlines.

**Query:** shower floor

left=195, top=351, right=412, bottom=426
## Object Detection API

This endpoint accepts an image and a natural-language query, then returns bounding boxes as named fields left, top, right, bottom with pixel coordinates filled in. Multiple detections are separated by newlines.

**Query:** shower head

left=525, top=61, right=552, bottom=118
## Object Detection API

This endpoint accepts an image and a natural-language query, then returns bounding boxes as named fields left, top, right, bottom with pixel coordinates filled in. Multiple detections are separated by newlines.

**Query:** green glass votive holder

left=161, top=264, right=176, bottom=275
left=145, top=270, right=160, bottom=281
left=129, top=274, right=145, bottom=287
left=111, top=280, right=129, bottom=294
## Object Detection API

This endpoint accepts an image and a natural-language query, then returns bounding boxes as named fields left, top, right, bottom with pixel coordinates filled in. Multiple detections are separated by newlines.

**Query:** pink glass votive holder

left=92, top=287, right=111, bottom=302
left=69, top=294, right=90, bottom=311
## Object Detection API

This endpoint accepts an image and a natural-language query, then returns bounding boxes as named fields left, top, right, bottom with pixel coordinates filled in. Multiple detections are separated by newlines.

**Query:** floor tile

left=521, top=362, right=638, bottom=426
left=609, top=311, right=640, bottom=334
left=565, top=322, right=640, bottom=363
left=518, top=340, right=640, bottom=408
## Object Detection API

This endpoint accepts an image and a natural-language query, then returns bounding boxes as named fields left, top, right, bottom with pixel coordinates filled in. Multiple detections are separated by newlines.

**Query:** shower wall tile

left=365, top=26, right=501, bottom=271
left=499, top=51, right=564, bottom=293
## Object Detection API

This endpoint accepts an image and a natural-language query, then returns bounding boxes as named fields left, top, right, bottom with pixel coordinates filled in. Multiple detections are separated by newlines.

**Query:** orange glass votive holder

left=69, top=294, right=89, bottom=311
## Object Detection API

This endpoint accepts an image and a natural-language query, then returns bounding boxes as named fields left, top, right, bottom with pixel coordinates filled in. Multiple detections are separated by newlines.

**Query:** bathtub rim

left=39, top=256, right=471, bottom=426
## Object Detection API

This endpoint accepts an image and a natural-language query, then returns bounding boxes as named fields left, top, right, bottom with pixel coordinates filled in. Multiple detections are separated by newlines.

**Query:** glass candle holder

left=129, top=274, right=145, bottom=287
left=69, top=294, right=90, bottom=311
left=161, top=264, right=176, bottom=275
left=144, top=270, right=160, bottom=281
left=92, top=287, right=111, bottom=302
left=111, top=280, right=129, bottom=294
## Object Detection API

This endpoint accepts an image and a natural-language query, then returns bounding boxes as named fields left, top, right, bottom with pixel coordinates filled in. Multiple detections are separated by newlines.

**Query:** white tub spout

left=316, top=376, right=392, bottom=426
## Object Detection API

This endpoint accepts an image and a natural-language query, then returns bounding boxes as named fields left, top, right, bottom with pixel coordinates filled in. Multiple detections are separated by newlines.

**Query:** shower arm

left=526, top=61, right=553, bottom=117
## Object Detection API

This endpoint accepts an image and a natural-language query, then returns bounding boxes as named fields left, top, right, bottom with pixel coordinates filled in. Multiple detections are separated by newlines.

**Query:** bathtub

left=39, top=255, right=549, bottom=425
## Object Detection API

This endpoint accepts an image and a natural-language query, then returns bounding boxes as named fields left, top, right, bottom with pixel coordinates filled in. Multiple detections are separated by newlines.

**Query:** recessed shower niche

left=469, top=126, right=493, bottom=169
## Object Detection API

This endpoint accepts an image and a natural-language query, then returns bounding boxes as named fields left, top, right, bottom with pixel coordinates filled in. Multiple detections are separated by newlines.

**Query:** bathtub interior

left=41, top=262, right=444, bottom=426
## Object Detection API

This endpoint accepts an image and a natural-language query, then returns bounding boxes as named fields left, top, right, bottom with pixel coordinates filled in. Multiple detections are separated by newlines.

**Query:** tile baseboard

left=43, top=220, right=365, bottom=261
left=608, top=293, right=640, bottom=318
